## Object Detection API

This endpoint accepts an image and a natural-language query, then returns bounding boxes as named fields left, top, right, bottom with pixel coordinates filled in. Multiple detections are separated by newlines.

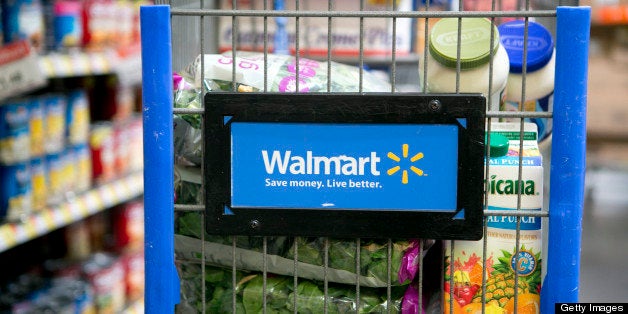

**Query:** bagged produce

left=284, top=237, right=421, bottom=285
left=176, top=263, right=407, bottom=314
left=175, top=201, right=432, bottom=288
left=173, top=51, right=393, bottom=166
left=172, top=52, right=427, bottom=312
left=174, top=165, right=203, bottom=205
left=180, top=51, right=392, bottom=94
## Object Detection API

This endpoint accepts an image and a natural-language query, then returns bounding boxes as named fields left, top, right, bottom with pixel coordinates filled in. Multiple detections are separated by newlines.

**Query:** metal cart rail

left=140, top=1, right=590, bottom=313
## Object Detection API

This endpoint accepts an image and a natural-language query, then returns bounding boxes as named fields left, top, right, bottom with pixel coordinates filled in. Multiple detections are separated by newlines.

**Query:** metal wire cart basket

left=140, top=1, right=590, bottom=313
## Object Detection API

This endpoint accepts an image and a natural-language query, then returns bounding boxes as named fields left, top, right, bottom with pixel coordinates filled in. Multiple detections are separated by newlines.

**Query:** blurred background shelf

left=580, top=8, right=628, bottom=300
left=1, top=43, right=142, bottom=102
left=39, top=45, right=142, bottom=84
left=0, top=171, right=143, bottom=253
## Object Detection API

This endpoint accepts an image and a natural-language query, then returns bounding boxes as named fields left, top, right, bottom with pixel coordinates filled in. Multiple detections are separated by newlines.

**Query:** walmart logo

left=260, top=145, right=426, bottom=184
left=386, top=144, right=425, bottom=184
left=262, top=150, right=381, bottom=175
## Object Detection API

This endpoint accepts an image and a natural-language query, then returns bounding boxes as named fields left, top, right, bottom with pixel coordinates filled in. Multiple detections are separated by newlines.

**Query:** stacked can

left=0, top=100, right=32, bottom=221
left=0, top=89, right=92, bottom=221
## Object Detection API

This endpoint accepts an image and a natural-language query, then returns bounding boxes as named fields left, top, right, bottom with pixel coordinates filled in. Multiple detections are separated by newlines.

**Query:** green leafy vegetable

left=177, top=263, right=405, bottom=313
left=243, top=276, right=291, bottom=312
left=286, top=237, right=324, bottom=266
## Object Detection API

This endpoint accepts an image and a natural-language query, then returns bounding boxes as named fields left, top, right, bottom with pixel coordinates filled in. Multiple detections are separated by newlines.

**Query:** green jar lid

left=429, top=18, right=500, bottom=69
left=486, top=133, right=509, bottom=157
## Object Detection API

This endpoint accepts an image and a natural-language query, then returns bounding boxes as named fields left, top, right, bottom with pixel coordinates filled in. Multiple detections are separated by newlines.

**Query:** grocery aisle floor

left=578, top=35, right=628, bottom=301
left=579, top=159, right=628, bottom=302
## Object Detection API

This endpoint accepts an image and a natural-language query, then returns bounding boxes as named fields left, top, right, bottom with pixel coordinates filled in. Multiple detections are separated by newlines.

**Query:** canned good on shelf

left=28, top=97, right=45, bottom=157
left=0, top=162, right=32, bottom=221
left=30, top=156, right=46, bottom=211
left=90, top=122, right=115, bottom=184
left=42, top=93, right=67, bottom=154
left=0, top=100, right=30, bottom=164
left=66, top=89, right=91, bottom=146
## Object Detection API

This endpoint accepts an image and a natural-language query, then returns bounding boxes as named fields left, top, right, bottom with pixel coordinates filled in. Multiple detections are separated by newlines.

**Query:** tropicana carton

left=443, top=122, right=543, bottom=314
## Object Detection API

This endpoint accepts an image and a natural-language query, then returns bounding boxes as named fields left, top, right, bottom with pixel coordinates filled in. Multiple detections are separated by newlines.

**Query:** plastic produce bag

left=173, top=51, right=393, bottom=166
left=181, top=51, right=393, bottom=94
left=176, top=263, right=407, bottom=314
left=285, top=237, right=423, bottom=285
left=175, top=211, right=432, bottom=288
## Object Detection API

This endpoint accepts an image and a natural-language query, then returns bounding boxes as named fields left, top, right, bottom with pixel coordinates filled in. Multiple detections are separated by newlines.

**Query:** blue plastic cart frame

left=140, top=5, right=590, bottom=313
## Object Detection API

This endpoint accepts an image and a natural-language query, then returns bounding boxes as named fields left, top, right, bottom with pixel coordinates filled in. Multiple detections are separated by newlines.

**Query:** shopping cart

left=140, top=1, right=590, bottom=313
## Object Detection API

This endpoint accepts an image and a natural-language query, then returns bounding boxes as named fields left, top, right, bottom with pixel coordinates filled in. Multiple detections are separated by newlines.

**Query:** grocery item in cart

left=443, top=122, right=543, bottom=313
left=174, top=51, right=393, bottom=166
left=419, top=17, right=510, bottom=111
left=177, top=262, right=406, bottom=314
left=181, top=51, right=393, bottom=93
left=175, top=210, right=431, bottom=288
left=499, top=20, right=555, bottom=142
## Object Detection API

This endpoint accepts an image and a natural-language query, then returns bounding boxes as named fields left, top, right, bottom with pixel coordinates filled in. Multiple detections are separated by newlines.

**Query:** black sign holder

left=204, top=93, right=485, bottom=239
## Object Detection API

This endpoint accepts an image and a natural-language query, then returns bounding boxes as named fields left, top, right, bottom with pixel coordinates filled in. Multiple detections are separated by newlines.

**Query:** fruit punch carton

left=443, top=122, right=543, bottom=314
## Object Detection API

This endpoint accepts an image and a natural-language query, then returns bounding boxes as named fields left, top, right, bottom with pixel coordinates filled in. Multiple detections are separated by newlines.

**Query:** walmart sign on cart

left=231, top=123, right=459, bottom=211
left=204, top=93, right=485, bottom=239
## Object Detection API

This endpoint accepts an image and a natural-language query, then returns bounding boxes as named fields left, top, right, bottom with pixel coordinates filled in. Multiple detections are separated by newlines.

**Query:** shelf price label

left=32, top=215, right=49, bottom=234
left=0, top=41, right=47, bottom=100
left=0, top=226, right=13, bottom=250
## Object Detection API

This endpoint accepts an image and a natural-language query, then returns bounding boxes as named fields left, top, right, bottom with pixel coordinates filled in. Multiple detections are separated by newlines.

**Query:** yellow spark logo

left=387, top=144, right=424, bottom=184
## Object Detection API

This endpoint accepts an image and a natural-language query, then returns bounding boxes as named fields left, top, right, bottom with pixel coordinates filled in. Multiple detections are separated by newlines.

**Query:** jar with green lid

left=420, top=18, right=510, bottom=111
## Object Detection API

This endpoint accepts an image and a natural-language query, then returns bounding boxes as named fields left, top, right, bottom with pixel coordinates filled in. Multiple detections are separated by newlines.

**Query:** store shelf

left=0, top=172, right=143, bottom=253
left=39, top=46, right=142, bottom=85
left=0, top=41, right=47, bottom=101
left=39, top=51, right=113, bottom=78
left=1, top=44, right=142, bottom=102
left=125, top=298, right=145, bottom=314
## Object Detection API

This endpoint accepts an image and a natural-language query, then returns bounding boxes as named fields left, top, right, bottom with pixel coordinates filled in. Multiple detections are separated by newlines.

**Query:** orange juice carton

left=443, top=122, right=543, bottom=313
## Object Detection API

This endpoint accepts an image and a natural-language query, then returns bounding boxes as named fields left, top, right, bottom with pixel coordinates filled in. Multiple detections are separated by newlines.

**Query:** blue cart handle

left=141, top=5, right=180, bottom=313
left=542, top=6, right=591, bottom=313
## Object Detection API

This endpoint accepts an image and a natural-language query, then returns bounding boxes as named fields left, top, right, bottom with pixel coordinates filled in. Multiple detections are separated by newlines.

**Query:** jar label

left=501, top=92, right=553, bottom=141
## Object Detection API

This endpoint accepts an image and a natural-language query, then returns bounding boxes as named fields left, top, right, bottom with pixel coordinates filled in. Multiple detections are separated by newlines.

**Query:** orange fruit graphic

left=468, top=262, right=484, bottom=286
left=443, top=293, right=462, bottom=314
left=504, top=293, right=540, bottom=314
left=461, top=303, right=483, bottom=314
left=462, top=302, right=505, bottom=314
